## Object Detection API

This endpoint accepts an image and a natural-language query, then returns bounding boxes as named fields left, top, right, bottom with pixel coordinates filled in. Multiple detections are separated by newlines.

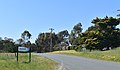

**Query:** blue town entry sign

left=18, top=46, right=30, bottom=52
left=17, top=46, right=31, bottom=63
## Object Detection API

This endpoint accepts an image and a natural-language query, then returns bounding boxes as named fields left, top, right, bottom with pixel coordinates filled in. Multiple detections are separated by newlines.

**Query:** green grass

left=51, top=48, right=120, bottom=62
left=0, top=53, right=57, bottom=70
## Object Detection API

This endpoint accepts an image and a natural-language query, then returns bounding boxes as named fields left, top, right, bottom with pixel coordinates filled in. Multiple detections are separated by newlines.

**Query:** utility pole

left=49, top=28, right=54, bottom=52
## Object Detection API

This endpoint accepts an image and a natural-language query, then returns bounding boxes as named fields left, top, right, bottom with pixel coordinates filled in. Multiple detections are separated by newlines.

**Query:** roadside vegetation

left=0, top=16, right=120, bottom=53
left=0, top=53, right=57, bottom=70
left=51, top=47, right=120, bottom=62
left=0, top=14, right=120, bottom=70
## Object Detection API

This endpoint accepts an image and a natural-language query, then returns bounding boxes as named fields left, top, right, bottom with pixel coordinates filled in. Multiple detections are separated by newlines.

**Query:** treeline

left=0, top=37, right=15, bottom=52
left=35, top=30, right=69, bottom=52
left=36, top=16, right=120, bottom=52
left=0, top=16, right=120, bottom=53
left=0, top=31, right=37, bottom=53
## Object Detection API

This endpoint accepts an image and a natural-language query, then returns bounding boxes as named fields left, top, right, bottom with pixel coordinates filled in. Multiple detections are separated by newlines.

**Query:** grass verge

left=51, top=48, right=120, bottom=62
left=0, top=53, right=57, bottom=70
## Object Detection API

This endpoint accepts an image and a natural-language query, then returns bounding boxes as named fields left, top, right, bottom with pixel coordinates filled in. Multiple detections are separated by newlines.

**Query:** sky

left=0, top=0, right=120, bottom=43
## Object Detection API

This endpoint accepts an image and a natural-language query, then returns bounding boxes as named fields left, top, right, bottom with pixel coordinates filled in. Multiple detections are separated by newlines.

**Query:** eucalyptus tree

left=21, top=30, right=32, bottom=47
left=35, top=32, right=58, bottom=52
left=16, top=38, right=24, bottom=45
left=57, top=30, right=69, bottom=43
left=73, top=23, right=82, bottom=37
left=69, top=23, right=83, bottom=46
left=1, top=37, right=15, bottom=52
left=21, top=30, right=32, bottom=43
left=57, top=30, right=69, bottom=50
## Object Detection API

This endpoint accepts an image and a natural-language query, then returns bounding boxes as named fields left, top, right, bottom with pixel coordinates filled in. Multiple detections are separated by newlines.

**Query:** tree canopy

left=69, top=23, right=83, bottom=46
left=75, top=16, right=120, bottom=51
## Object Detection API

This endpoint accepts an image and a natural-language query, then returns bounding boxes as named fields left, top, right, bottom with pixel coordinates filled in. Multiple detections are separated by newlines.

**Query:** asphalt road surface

left=37, top=53, right=120, bottom=70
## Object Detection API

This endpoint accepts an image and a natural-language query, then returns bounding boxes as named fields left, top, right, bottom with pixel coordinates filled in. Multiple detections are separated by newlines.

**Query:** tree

left=21, top=30, right=32, bottom=47
left=69, top=23, right=82, bottom=46
left=57, top=30, right=69, bottom=43
left=21, top=30, right=32, bottom=44
left=35, top=32, right=58, bottom=52
left=76, top=16, right=120, bottom=51
left=35, top=31, right=70, bottom=52
left=15, top=38, right=24, bottom=45
left=0, top=37, right=2, bottom=41
left=3, top=40, right=15, bottom=52
left=73, top=23, right=82, bottom=37
left=30, top=43, right=37, bottom=52
left=0, top=38, right=4, bottom=52
left=57, top=30, right=69, bottom=50
left=1, top=37, right=16, bottom=52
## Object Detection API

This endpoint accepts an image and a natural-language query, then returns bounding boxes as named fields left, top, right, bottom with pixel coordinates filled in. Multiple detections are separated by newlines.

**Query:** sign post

left=17, top=46, right=18, bottom=62
left=29, top=48, right=31, bottom=63
left=17, top=46, right=31, bottom=63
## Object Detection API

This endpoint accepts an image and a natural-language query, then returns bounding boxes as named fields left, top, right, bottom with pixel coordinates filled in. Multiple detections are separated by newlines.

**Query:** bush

left=68, top=46, right=76, bottom=50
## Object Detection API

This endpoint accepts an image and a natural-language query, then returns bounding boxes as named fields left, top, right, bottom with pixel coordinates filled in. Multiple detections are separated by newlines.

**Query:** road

left=37, top=53, right=120, bottom=70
